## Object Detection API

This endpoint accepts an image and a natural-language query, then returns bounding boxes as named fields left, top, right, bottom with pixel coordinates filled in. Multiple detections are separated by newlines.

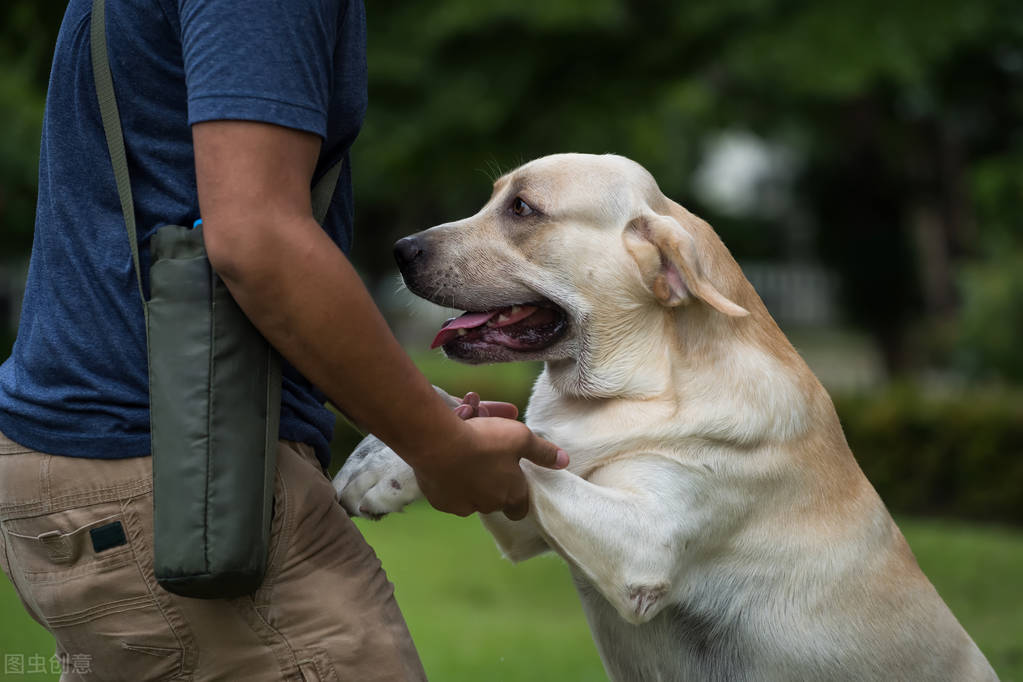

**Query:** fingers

left=419, top=408, right=566, bottom=521
left=522, top=434, right=569, bottom=470
left=454, top=392, right=481, bottom=420
left=502, top=497, right=529, bottom=521
left=453, top=392, right=520, bottom=420
left=501, top=473, right=530, bottom=520
left=416, top=475, right=476, bottom=517
left=479, top=401, right=518, bottom=419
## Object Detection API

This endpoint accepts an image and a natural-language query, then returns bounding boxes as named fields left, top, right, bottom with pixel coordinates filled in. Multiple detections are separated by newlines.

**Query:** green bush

left=837, top=385, right=1023, bottom=524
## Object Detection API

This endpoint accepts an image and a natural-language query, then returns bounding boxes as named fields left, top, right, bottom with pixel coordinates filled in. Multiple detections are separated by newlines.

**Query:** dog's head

left=396, top=153, right=757, bottom=397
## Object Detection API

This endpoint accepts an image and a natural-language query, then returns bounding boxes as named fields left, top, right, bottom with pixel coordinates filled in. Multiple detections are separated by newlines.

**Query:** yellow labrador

left=333, top=154, right=997, bottom=681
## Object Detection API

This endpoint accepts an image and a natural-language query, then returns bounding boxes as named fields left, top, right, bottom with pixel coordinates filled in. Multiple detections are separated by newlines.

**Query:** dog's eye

left=511, top=197, right=534, bottom=217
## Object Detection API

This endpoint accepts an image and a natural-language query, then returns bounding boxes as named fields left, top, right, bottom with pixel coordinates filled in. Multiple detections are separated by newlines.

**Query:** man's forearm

left=190, top=120, right=564, bottom=519
left=208, top=213, right=463, bottom=466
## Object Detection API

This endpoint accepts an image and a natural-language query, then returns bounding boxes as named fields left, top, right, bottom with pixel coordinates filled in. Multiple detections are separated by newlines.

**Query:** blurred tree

left=352, top=0, right=1023, bottom=376
left=0, top=1, right=58, bottom=256
left=1, top=0, right=1021, bottom=380
left=955, top=252, right=1023, bottom=383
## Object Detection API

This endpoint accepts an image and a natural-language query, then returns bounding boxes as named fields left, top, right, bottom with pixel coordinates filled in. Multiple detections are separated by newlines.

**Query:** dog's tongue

left=430, top=306, right=538, bottom=349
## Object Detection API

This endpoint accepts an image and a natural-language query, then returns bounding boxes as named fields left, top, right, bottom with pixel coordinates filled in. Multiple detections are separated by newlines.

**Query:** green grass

left=901, top=518, right=1023, bottom=679
left=357, top=504, right=605, bottom=682
left=1, top=512, right=1020, bottom=681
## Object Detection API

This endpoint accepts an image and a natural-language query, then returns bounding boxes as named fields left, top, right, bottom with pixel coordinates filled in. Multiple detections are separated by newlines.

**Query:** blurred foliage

left=949, top=143, right=1023, bottom=382
left=349, top=0, right=1023, bottom=377
left=837, top=384, right=1023, bottom=524
left=0, top=67, right=45, bottom=254
left=0, top=331, right=13, bottom=374
left=2, top=0, right=1022, bottom=379
left=953, top=251, right=1023, bottom=383
left=0, top=2, right=58, bottom=255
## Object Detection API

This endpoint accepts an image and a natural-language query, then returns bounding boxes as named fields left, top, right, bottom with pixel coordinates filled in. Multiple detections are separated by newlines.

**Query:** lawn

left=0, top=510, right=1020, bottom=681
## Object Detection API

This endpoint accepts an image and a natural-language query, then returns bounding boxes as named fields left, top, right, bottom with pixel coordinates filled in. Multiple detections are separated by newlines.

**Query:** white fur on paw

left=357, top=473, right=421, bottom=519
left=332, top=435, right=420, bottom=518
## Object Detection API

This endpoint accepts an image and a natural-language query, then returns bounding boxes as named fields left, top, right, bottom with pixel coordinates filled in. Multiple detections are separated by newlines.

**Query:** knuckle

left=476, top=499, right=500, bottom=515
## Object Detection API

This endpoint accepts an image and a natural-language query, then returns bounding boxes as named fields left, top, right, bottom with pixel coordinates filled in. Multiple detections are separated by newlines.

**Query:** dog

left=333, top=153, right=997, bottom=681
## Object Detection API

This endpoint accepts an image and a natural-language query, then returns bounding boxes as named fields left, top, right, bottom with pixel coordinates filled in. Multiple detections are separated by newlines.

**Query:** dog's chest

left=525, top=393, right=675, bottom=472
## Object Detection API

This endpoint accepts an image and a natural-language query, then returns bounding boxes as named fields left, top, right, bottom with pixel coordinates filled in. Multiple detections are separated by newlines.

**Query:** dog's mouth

left=430, top=302, right=569, bottom=355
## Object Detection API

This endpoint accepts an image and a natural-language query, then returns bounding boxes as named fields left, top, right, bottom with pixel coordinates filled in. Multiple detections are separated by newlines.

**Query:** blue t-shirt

left=0, top=0, right=367, bottom=469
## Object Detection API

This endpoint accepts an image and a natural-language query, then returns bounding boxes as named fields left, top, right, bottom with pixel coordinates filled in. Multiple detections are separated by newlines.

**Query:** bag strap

left=90, top=0, right=144, bottom=307
left=89, top=0, right=344, bottom=307
left=311, top=158, right=343, bottom=227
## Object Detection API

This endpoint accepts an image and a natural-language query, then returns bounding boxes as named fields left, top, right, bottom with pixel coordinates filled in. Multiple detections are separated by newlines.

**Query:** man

left=0, top=0, right=564, bottom=679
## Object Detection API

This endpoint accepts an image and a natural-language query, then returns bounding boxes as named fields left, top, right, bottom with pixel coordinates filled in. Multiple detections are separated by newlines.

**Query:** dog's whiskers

left=477, top=157, right=505, bottom=184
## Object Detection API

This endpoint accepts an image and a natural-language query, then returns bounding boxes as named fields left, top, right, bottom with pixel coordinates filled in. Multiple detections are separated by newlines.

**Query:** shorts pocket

left=3, top=499, right=188, bottom=681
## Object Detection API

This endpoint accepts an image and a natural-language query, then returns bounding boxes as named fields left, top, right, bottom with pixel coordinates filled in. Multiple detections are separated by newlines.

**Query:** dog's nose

left=393, top=237, right=424, bottom=268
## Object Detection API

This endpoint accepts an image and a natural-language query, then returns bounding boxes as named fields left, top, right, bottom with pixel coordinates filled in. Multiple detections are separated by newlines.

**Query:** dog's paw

left=332, top=434, right=421, bottom=519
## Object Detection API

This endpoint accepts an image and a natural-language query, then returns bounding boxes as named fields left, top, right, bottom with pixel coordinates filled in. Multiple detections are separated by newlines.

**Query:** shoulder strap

left=90, top=0, right=144, bottom=305
left=311, top=157, right=343, bottom=226
left=89, top=0, right=343, bottom=307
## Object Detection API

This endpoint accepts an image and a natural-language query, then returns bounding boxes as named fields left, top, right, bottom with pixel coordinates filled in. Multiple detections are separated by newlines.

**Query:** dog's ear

left=623, top=213, right=749, bottom=317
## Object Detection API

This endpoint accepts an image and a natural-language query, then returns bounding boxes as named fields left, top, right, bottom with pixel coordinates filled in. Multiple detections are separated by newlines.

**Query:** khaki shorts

left=0, top=430, right=427, bottom=681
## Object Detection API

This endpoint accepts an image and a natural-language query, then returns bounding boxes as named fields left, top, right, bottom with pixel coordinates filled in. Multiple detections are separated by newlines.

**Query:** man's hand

left=414, top=393, right=568, bottom=520
left=335, top=391, right=568, bottom=521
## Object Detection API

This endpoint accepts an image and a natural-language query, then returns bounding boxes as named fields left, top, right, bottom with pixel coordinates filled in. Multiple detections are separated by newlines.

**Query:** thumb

left=522, top=434, right=569, bottom=470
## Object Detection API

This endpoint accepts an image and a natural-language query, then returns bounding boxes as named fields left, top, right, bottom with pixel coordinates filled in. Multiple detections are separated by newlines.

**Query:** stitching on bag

left=264, top=340, right=271, bottom=472
left=205, top=268, right=215, bottom=574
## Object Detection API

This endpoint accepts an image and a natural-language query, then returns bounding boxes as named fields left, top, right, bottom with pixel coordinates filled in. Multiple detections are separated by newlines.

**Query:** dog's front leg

left=479, top=512, right=550, bottom=562
left=522, top=455, right=706, bottom=625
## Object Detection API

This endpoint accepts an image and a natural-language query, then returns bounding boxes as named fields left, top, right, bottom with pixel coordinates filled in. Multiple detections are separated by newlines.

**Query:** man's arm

left=192, top=120, right=566, bottom=519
